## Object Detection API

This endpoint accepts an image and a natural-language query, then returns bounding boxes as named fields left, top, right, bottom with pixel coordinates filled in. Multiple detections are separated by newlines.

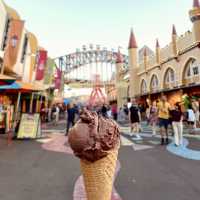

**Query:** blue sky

left=5, top=0, right=193, bottom=58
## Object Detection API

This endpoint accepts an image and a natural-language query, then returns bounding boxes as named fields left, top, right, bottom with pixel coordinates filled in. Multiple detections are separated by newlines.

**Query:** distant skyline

left=5, top=0, right=193, bottom=57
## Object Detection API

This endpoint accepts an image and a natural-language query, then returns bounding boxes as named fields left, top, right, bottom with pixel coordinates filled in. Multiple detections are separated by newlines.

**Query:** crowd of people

left=125, top=95, right=199, bottom=146
left=43, top=94, right=199, bottom=147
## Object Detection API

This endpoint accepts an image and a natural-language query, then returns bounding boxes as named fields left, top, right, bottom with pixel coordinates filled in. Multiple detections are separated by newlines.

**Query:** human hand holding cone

left=68, top=110, right=120, bottom=200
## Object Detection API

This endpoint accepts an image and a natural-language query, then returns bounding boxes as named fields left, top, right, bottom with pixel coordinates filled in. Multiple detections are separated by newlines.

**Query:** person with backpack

left=65, top=103, right=76, bottom=136
left=129, top=98, right=142, bottom=140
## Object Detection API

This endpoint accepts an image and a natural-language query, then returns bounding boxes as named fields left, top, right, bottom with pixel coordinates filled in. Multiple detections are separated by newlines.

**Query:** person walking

left=101, top=104, right=108, bottom=118
left=187, top=105, right=195, bottom=131
left=192, top=98, right=199, bottom=129
left=111, top=103, right=118, bottom=121
left=129, top=98, right=142, bottom=140
left=54, top=104, right=60, bottom=125
left=170, top=103, right=183, bottom=146
left=157, top=96, right=171, bottom=145
left=149, top=101, right=158, bottom=136
left=65, top=103, right=76, bottom=136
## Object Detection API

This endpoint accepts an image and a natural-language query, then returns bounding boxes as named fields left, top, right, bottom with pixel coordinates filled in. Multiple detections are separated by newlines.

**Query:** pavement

left=0, top=120, right=200, bottom=200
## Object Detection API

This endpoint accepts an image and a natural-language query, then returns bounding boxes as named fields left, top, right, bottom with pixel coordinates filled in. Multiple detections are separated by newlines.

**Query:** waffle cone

left=80, top=147, right=118, bottom=200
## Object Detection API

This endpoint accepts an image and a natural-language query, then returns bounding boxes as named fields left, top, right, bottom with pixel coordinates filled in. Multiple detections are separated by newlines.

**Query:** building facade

left=111, top=0, right=200, bottom=107
left=0, top=0, right=56, bottom=114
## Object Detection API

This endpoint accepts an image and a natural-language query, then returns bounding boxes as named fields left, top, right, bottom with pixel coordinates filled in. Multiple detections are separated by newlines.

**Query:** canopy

left=0, top=82, right=20, bottom=90
left=0, top=74, right=16, bottom=85
left=16, top=81, right=45, bottom=91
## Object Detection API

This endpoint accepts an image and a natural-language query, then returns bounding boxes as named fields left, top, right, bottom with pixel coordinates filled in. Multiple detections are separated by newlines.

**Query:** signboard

left=17, top=113, right=41, bottom=139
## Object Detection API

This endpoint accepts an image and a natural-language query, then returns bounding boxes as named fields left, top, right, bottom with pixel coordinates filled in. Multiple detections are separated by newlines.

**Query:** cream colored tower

left=116, top=50, right=126, bottom=109
left=189, top=0, right=200, bottom=42
left=172, top=25, right=178, bottom=57
left=128, top=29, right=138, bottom=98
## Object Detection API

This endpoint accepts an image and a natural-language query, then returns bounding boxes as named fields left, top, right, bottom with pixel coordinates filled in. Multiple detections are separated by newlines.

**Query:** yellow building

left=112, top=0, right=200, bottom=107
left=0, top=0, right=55, bottom=114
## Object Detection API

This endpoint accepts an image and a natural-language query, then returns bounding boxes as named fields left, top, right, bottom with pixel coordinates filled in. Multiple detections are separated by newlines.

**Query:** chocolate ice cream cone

left=80, top=147, right=118, bottom=200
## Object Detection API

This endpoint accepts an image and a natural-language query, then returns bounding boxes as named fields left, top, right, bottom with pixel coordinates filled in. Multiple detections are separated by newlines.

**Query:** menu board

left=17, top=113, right=41, bottom=139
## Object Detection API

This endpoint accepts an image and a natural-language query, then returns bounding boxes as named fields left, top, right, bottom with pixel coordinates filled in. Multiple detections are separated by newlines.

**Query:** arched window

left=184, top=58, right=199, bottom=79
left=164, top=68, right=175, bottom=84
left=141, top=80, right=147, bottom=94
left=150, top=75, right=159, bottom=92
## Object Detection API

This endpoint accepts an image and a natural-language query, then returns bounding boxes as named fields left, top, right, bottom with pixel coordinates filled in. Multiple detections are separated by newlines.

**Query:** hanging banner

left=17, top=113, right=41, bottom=139
left=3, top=19, right=24, bottom=70
left=54, top=67, right=62, bottom=89
left=35, top=50, right=47, bottom=81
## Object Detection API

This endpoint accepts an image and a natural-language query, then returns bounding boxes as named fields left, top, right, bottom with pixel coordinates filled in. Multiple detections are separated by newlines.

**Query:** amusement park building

left=0, top=0, right=55, bottom=112
left=112, top=0, right=200, bottom=107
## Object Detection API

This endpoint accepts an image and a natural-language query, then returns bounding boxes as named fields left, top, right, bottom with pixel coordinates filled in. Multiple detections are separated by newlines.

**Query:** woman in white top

left=187, top=105, right=195, bottom=130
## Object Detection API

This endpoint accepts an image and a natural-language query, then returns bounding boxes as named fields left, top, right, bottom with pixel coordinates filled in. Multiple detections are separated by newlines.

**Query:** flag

left=54, top=67, right=62, bottom=89
left=35, top=50, right=47, bottom=81
left=3, top=19, right=24, bottom=70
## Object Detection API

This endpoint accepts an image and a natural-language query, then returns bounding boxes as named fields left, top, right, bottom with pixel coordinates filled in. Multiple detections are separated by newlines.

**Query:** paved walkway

left=0, top=120, right=200, bottom=200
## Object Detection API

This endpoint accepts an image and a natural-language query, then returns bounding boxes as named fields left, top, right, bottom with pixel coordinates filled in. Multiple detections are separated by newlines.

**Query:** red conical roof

left=116, top=49, right=123, bottom=63
left=156, top=39, right=160, bottom=48
left=172, top=24, right=177, bottom=35
left=193, top=0, right=200, bottom=8
left=128, top=29, right=138, bottom=49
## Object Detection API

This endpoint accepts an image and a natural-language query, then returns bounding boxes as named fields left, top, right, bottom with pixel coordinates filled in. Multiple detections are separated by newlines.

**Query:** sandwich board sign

left=17, top=113, right=41, bottom=139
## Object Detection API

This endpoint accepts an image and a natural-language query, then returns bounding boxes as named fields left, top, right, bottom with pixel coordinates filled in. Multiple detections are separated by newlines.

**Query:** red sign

left=35, top=50, right=47, bottom=81
left=54, top=68, right=62, bottom=89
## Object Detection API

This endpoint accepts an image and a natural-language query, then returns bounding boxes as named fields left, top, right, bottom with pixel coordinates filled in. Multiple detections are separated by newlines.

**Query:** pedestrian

left=107, top=106, right=112, bottom=118
left=101, top=104, right=108, bottom=118
left=48, top=106, right=52, bottom=122
left=65, top=103, right=76, bottom=136
left=157, top=96, right=171, bottom=145
left=51, top=104, right=57, bottom=124
left=192, top=98, right=199, bottom=129
left=54, top=104, right=60, bottom=125
left=149, top=101, right=158, bottom=136
left=129, top=98, right=142, bottom=140
left=111, top=103, right=118, bottom=121
left=170, top=103, right=183, bottom=146
left=187, top=105, right=195, bottom=131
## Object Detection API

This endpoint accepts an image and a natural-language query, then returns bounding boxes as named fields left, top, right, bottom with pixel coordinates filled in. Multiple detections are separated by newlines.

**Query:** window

left=141, top=80, right=147, bottom=94
left=1, top=17, right=10, bottom=51
left=151, top=75, right=159, bottom=91
left=185, top=59, right=200, bottom=79
left=21, top=35, right=28, bottom=63
left=164, top=68, right=175, bottom=84
left=193, top=66, right=199, bottom=75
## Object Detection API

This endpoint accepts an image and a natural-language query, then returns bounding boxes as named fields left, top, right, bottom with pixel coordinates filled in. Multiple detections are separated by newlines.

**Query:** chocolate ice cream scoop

left=68, top=110, right=120, bottom=162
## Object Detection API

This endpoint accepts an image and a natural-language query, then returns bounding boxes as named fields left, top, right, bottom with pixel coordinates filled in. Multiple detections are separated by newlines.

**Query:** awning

left=0, top=82, right=20, bottom=90
left=0, top=74, right=16, bottom=85
left=16, top=81, right=45, bottom=91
